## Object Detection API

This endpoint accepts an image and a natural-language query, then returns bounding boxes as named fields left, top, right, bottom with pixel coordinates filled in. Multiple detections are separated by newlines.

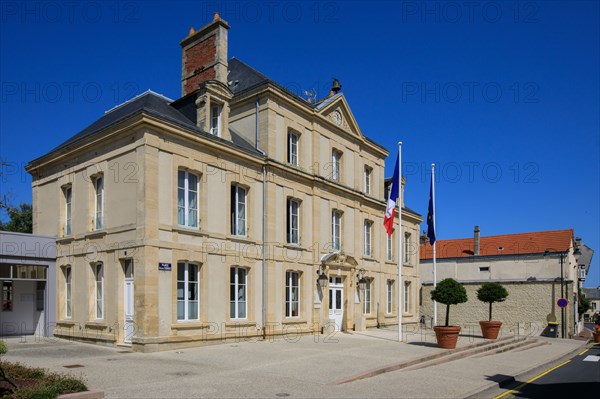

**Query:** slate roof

left=420, top=229, right=574, bottom=260
left=583, top=287, right=600, bottom=300
left=28, top=90, right=263, bottom=166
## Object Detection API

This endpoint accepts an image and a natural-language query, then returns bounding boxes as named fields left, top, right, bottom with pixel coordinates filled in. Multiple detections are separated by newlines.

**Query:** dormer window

left=210, top=104, right=221, bottom=136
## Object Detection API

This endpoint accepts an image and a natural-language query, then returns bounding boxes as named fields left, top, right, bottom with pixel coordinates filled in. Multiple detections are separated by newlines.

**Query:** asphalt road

left=493, top=341, right=600, bottom=398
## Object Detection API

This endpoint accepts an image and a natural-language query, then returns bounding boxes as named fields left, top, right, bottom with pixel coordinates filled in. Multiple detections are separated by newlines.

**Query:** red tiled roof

left=420, top=229, right=574, bottom=260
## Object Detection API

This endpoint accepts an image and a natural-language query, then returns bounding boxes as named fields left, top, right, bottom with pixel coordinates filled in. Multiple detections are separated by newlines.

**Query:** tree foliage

left=578, top=287, right=591, bottom=316
left=431, top=278, right=468, bottom=326
left=476, top=282, right=509, bottom=321
left=0, top=203, right=32, bottom=233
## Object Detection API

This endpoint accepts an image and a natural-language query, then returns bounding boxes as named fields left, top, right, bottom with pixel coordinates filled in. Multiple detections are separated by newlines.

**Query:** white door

left=123, top=260, right=134, bottom=344
left=328, top=277, right=343, bottom=331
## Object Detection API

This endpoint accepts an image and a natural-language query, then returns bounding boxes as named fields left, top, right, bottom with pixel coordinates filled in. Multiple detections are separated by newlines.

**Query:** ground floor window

left=177, top=262, right=199, bottom=321
left=386, top=280, right=393, bottom=314
left=230, top=267, right=247, bottom=319
left=2, top=281, right=13, bottom=311
left=363, top=279, right=371, bottom=315
left=404, top=281, right=411, bottom=314
left=285, top=271, right=300, bottom=317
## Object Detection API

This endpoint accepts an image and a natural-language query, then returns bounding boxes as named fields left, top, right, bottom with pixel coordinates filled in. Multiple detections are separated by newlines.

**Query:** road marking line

left=579, top=348, right=589, bottom=356
left=492, top=360, right=571, bottom=399
left=583, top=355, right=600, bottom=362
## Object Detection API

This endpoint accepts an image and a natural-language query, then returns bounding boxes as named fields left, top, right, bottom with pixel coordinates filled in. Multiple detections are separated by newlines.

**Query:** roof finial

left=213, top=12, right=220, bottom=21
left=188, top=26, right=196, bottom=36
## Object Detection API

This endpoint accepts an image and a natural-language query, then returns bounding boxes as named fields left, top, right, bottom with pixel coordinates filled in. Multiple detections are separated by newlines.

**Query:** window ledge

left=173, top=226, right=204, bottom=237
left=57, top=236, right=74, bottom=244
left=365, top=316, right=377, bottom=320
left=85, top=230, right=107, bottom=240
left=56, top=320, right=75, bottom=327
left=225, top=320, right=258, bottom=328
left=283, top=244, right=305, bottom=251
left=228, top=235, right=255, bottom=244
left=85, top=321, right=107, bottom=329
left=282, top=318, right=306, bottom=325
left=384, top=314, right=396, bottom=318
left=385, top=260, right=396, bottom=265
left=171, top=322, right=208, bottom=330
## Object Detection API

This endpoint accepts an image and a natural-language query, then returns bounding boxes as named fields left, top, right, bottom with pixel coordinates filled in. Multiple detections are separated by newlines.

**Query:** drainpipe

left=255, top=96, right=260, bottom=150
left=255, top=95, right=267, bottom=339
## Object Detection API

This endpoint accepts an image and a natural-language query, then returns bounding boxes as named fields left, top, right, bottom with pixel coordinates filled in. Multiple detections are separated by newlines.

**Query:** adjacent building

left=25, top=15, right=422, bottom=351
left=419, top=227, right=592, bottom=338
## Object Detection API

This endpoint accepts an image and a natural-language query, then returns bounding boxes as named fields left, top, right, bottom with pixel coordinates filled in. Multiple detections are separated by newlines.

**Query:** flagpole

left=398, top=141, right=403, bottom=342
left=432, top=163, right=437, bottom=327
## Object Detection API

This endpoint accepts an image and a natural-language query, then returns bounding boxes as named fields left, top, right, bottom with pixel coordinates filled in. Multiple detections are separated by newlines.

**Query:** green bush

left=431, top=278, right=468, bottom=327
left=476, top=282, right=509, bottom=321
left=1, top=361, right=87, bottom=399
left=0, top=341, right=7, bottom=355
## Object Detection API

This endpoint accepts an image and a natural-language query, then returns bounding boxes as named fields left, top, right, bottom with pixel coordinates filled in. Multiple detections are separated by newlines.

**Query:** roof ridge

left=229, top=57, right=271, bottom=82
left=104, top=90, right=174, bottom=115
left=433, top=228, right=574, bottom=243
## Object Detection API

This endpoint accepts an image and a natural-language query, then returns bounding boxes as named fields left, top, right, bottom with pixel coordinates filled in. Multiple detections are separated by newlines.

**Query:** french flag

left=383, top=154, right=399, bottom=237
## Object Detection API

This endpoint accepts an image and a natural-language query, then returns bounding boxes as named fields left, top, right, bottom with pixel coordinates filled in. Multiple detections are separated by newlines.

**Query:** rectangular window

left=479, top=266, right=490, bottom=272
left=177, top=263, right=199, bottom=321
left=95, top=263, right=104, bottom=319
left=64, top=266, right=72, bottom=319
left=288, top=132, right=299, bottom=165
left=331, top=150, right=341, bottom=181
left=178, top=170, right=199, bottom=228
left=94, top=176, right=104, bottom=230
left=287, top=199, right=300, bottom=244
left=364, top=166, right=372, bottom=194
left=36, top=281, right=45, bottom=311
left=404, top=281, right=411, bottom=314
left=210, top=104, right=221, bottom=136
left=2, top=281, right=13, bottom=312
left=387, top=280, right=393, bottom=314
left=363, top=279, right=371, bottom=315
left=332, top=210, right=342, bottom=251
left=231, top=185, right=247, bottom=236
left=364, top=220, right=372, bottom=257
left=285, top=271, right=300, bottom=318
left=230, top=267, right=247, bottom=319
left=404, top=233, right=411, bottom=264
left=64, top=186, right=72, bottom=236
left=387, top=232, right=393, bottom=261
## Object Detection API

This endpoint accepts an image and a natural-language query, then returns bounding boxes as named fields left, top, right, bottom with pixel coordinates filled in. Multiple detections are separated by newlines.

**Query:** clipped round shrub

left=431, top=278, right=468, bottom=326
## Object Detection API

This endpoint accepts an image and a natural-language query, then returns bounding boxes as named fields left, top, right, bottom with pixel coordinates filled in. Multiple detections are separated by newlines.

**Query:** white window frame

left=94, top=263, right=104, bottom=320
left=364, top=166, right=372, bottom=194
left=404, top=232, right=411, bottom=264
left=64, top=186, right=72, bottom=236
left=210, top=104, right=221, bottom=136
left=94, top=175, right=104, bottom=230
left=332, top=210, right=342, bottom=251
left=387, top=280, right=393, bottom=314
left=285, top=271, right=300, bottom=318
left=177, top=262, right=199, bottom=322
left=386, top=232, right=393, bottom=261
left=404, top=281, right=411, bottom=314
left=287, top=198, right=300, bottom=244
left=230, top=267, right=247, bottom=319
left=65, top=266, right=72, bottom=319
left=364, top=220, right=373, bottom=257
left=231, top=185, right=247, bottom=236
left=288, top=131, right=299, bottom=166
left=331, top=149, right=341, bottom=181
left=363, top=279, right=371, bottom=315
left=178, top=170, right=199, bottom=228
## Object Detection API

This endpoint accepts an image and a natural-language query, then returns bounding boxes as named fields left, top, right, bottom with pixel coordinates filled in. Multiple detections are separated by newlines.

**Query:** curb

left=58, top=389, right=104, bottom=399
left=464, top=339, right=591, bottom=399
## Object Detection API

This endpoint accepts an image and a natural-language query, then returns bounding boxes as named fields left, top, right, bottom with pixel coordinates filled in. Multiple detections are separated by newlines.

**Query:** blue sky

left=1, top=1, right=599, bottom=287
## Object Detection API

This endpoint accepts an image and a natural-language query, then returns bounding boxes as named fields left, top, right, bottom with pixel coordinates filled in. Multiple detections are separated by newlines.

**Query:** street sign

left=557, top=298, right=568, bottom=308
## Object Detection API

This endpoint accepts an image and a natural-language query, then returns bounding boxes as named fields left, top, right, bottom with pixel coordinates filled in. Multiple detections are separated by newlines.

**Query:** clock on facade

left=331, top=110, right=342, bottom=126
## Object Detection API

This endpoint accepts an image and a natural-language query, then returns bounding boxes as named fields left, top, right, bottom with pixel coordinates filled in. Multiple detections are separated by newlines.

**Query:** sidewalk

left=2, top=328, right=586, bottom=398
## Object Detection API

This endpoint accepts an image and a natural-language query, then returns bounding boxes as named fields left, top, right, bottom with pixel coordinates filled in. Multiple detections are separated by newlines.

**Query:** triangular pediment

left=316, top=94, right=364, bottom=140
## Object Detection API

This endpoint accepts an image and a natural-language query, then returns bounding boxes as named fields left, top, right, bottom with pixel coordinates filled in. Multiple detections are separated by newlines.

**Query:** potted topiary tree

left=477, top=282, right=509, bottom=339
left=431, top=278, right=468, bottom=349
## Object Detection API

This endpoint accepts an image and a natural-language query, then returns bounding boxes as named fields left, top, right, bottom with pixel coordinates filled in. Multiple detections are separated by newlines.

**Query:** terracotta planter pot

left=593, top=332, right=600, bottom=343
left=433, top=326, right=461, bottom=349
left=480, top=321, right=503, bottom=339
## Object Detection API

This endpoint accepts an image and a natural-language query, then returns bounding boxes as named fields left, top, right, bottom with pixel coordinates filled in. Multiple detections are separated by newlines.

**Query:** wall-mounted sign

left=158, top=263, right=172, bottom=271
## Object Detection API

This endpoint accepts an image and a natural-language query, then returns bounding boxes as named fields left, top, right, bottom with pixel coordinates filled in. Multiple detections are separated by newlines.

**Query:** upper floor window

left=94, top=263, right=104, bottom=319
left=177, top=262, right=199, bottom=321
left=387, top=232, right=393, bottom=261
left=404, top=232, right=411, bottom=264
left=231, top=185, right=247, bottom=236
left=210, top=104, right=221, bottom=136
left=178, top=170, right=199, bottom=228
left=230, top=267, right=247, bottom=319
left=93, top=175, right=104, bottom=230
left=332, top=210, right=342, bottom=251
left=331, top=149, right=342, bottom=181
left=287, top=198, right=300, bottom=244
left=288, top=131, right=299, bottom=166
left=285, top=271, right=300, bottom=318
left=364, top=166, right=372, bottom=194
left=364, top=220, right=373, bottom=257
left=363, top=279, right=371, bottom=315
left=64, top=186, right=72, bottom=236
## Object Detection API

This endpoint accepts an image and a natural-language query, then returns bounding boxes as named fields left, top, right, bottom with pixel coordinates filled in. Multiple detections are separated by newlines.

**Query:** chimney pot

left=474, top=225, right=480, bottom=256
left=213, top=12, right=220, bottom=21
left=188, top=27, right=196, bottom=36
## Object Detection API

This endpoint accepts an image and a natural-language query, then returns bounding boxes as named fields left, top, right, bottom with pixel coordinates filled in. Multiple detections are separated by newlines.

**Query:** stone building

left=25, top=15, right=422, bottom=351
left=419, top=227, right=592, bottom=338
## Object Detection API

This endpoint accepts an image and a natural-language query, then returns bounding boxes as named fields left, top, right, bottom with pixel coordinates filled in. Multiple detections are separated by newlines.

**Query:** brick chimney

left=474, top=226, right=480, bottom=256
left=180, top=12, right=230, bottom=97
